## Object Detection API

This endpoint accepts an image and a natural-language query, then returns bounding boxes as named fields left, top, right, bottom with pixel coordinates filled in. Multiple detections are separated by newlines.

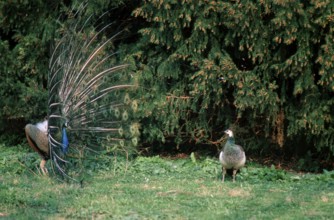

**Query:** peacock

left=219, top=129, right=246, bottom=182
left=24, top=3, right=139, bottom=180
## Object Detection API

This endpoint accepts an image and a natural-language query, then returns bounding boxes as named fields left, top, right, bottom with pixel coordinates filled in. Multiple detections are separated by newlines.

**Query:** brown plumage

left=25, top=120, right=49, bottom=174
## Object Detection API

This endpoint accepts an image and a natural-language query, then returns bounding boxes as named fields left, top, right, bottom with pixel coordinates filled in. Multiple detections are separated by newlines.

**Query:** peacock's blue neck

left=62, top=127, right=69, bottom=154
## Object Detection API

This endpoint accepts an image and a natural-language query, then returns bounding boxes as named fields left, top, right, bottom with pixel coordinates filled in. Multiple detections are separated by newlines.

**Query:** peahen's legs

left=25, top=123, right=49, bottom=175
left=232, top=169, right=237, bottom=182
left=40, top=159, right=48, bottom=175
left=222, top=167, right=226, bottom=182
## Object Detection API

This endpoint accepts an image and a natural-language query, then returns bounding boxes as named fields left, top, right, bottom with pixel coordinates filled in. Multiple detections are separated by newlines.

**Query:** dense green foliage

left=1, top=1, right=333, bottom=165
left=0, top=0, right=133, bottom=123
left=126, top=0, right=334, bottom=159
left=0, top=0, right=53, bottom=121
left=1, top=144, right=334, bottom=219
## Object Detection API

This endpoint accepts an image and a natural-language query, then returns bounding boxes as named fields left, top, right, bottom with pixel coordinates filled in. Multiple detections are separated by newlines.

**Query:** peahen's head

left=224, top=129, right=234, bottom=137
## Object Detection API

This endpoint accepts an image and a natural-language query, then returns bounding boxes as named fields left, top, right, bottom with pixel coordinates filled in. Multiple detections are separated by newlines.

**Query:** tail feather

left=47, top=3, right=138, bottom=179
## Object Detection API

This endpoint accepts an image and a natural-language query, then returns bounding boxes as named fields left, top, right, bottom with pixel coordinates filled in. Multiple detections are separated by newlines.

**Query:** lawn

left=1, top=143, right=334, bottom=219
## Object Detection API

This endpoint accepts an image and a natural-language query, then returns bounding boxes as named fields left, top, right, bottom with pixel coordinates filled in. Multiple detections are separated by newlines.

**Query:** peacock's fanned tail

left=47, top=3, right=138, bottom=179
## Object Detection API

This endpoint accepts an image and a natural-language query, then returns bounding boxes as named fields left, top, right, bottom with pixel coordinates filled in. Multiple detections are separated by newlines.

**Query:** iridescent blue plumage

left=62, top=127, right=69, bottom=154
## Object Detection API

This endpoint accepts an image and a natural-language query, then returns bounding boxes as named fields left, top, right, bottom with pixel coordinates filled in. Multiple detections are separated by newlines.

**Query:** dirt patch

left=0, top=213, right=8, bottom=217
left=321, top=195, right=329, bottom=203
left=228, top=188, right=251, bottom=197
left=156, top=190, right=192, bottom=197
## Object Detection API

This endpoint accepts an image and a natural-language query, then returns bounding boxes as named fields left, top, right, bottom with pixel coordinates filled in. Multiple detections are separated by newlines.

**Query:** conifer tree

left=127, top=0, right=334, bottom=158
left=0, top=0, right=134, bottom=129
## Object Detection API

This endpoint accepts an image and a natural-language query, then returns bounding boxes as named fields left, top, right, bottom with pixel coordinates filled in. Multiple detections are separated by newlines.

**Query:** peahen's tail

left=47, top=2, right=139, bottom=180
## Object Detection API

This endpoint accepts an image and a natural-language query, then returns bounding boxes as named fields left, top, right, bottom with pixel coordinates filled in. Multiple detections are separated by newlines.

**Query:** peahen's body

left=25, top=120, right=49, bottom=175
left=219, top=129, right=246, bottom=182
left=24, top=3, right=138, bottom=179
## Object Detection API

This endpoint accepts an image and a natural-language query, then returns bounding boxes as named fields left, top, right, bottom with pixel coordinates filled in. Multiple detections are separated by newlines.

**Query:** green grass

left=1, top=144, right=334, bottom=219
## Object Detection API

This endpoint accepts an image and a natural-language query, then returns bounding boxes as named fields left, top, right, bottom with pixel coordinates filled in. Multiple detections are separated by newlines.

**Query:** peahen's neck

left=226, top=136, right=235, bottom=145
left=223, top=136, right=236, bottom=152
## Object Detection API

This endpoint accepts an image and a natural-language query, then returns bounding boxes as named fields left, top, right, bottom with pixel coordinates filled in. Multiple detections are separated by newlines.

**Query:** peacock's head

left=217, top=75, right=225, bottom=82
left=62, top=118, right=70, bottom=129
left=224, top=129, right=234, bottom=137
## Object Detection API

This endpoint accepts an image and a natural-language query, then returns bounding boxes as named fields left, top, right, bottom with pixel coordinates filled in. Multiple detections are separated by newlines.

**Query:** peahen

left=219, top=129, right=246, bottom=182
left=24, top=3, right=139, bottom=179
left=25, top=119, right=49, bottom=175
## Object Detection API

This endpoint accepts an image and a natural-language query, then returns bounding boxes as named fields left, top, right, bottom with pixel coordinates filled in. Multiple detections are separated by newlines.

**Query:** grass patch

left=1, top=144, right=334, bottom=219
